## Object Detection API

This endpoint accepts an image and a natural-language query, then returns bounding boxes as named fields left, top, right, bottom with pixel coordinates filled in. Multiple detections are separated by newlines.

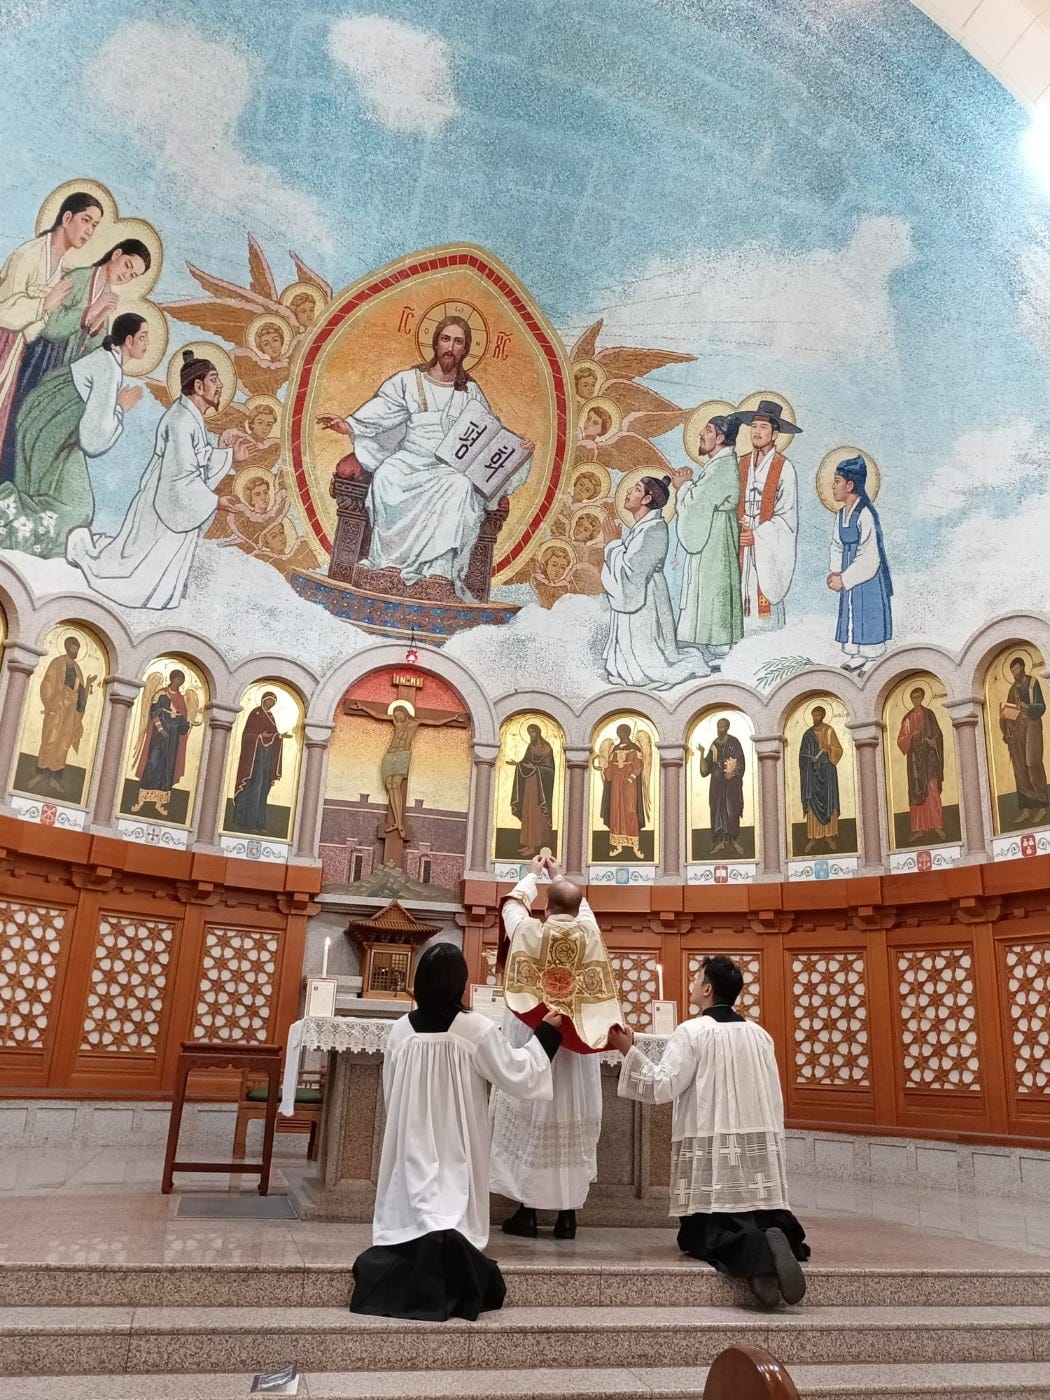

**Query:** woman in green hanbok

left=0, top=312, right=148, bottom=557
left=0, top=239, right=151, bottom=485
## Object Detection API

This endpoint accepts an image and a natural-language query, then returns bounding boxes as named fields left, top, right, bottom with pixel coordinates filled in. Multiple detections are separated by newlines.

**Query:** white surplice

left=618, top=1014, right=792, bottom=1216
left=740, top=448, right=798, bottom=633
left=346, top=368, right=495, bottom=596
left=373, top=1010, right=553, bottom=1250
left=601, top=509, right=709, bottom=689
left=489, top=873, right=604, bottom=1211
left=66, top=395, right=232, bottom=610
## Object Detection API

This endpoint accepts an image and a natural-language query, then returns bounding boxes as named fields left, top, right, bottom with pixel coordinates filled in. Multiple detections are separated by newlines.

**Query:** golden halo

left=683, top=399, right=736, bottom=465
left=615, top=467, right=676, bottom=525
left=737, top=389, right=799, bottom=455
left=569, top=460, right=611, bottom=501
left=568, top=505, right=608, bottom=542
left=118, top=299, right=168, bottom=378
left=538, top=539, right=578, bottom=577
left=997, top=645, right=1043, bottom=689
left=571, top=359, right=607, bottom=400
left=231, top=465, right=278, bottom=506
left=35, top=180, right=118, bottom=251
left=242, top=394, right=282, bottom=430
left=86, top=217, right=164, bottom=295
left=578, top=395, right=622, bottom=441
left=166, top=341, right=238, bottom=413
left=387, top=699, right=416, bottom=718
left=279, top=281, right=327, bottom=324
left=816, top=446, right=882, bottom=513
left=415, top=299, right=488, bottom=372
left=247, top=313, right=293, bottom=359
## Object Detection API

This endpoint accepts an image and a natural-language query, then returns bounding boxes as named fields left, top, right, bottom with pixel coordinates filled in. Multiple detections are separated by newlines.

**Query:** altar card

left=649, top=1000, right=678, bottom=1036
left=471, top=984, right=507, bottom=1023
left=437, top=404, right=531, bottom=501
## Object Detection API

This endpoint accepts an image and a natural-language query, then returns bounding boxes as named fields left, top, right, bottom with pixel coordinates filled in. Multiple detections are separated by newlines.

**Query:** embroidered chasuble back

left=503, top=913, right=623, bottom=1054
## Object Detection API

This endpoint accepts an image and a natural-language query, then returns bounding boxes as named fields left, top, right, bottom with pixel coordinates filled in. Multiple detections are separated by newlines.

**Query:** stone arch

left=308, top=642, right=497, bottom=747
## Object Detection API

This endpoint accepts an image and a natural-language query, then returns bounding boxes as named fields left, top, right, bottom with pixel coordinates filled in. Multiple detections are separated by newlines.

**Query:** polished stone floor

left=0, top=1141, right=1047, bottom=1270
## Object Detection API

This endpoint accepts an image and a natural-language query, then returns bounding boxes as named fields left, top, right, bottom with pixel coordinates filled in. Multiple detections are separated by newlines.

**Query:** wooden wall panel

left=0, top=815, right=318, bottom=1097
left=473, top=859, right=1050, bottom=1148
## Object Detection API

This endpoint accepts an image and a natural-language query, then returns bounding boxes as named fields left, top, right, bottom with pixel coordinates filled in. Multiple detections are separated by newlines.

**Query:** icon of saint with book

left=317, top=312, right=533, bottom=600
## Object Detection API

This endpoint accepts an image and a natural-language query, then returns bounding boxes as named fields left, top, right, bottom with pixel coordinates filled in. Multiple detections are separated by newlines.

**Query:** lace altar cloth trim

left=297, top=1016, right=668, bottom=1064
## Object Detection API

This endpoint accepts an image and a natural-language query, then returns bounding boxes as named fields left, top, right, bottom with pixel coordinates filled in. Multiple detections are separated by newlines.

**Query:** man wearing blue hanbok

left=826, top=455, right=892, bottom=673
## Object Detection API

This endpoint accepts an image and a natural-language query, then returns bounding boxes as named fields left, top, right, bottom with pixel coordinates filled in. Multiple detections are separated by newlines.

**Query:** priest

left=351, top=942, right=562, bottom=1321
left=490, top=854, right=623, bottom=1239
left=610, top=954, right=809, bottom=1309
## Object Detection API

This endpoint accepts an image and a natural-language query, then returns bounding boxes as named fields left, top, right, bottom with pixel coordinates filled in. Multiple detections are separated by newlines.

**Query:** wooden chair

left=234, top=1067, right=325, bottom=1162
left=162, top=1042, right=282, bottom=1196
left=703, top=1345, right=800, bottom=1400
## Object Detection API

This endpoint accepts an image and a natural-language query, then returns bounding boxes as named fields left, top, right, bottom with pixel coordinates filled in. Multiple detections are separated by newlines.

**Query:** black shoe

left=501, top=1205, right=538, bottom=1238
left=553, top=1210, right=577, bottom=1240
left=765, top=1226, right=806, bottom=1305
left=747, top=1273, right=781, bottom=1309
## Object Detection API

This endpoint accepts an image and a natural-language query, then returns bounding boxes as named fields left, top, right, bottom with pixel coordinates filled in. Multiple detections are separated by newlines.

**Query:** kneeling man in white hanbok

left=602, top=474, right=710, bottom=689
left=67, top=349, right=258, bottom=609
left=350, top=942, right=562, bottom=1321
left=611, top=955, right=810, bottom=1309
left=490, top=854, right=623, bottom=1240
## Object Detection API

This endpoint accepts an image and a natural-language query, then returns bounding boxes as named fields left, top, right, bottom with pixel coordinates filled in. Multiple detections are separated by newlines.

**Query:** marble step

left=1, top=1304, right=1048, bottom=1376
left=3, top=1262, right=1049, bottom=1309
left=5, top=1364, right=1050, bottom=1399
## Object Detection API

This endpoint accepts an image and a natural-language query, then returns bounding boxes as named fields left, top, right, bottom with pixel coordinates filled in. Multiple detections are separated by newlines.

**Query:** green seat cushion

left=246, top=1086, right=323, bottom=1104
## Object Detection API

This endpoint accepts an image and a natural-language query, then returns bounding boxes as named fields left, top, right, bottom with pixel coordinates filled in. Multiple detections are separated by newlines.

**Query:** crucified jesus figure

left=343, top=697, right=470, bottom=838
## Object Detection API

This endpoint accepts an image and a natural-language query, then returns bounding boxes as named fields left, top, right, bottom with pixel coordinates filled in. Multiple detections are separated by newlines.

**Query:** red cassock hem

left=512, top=1004, right=609, bottom=1055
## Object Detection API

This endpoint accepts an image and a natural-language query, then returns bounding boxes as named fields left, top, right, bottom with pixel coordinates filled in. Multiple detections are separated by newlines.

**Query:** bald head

left=546, top=877, right=583, bottom=918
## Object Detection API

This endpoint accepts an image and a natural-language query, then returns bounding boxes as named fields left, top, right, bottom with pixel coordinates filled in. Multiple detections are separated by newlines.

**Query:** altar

left=281, top=1017, right=676, bottom=1225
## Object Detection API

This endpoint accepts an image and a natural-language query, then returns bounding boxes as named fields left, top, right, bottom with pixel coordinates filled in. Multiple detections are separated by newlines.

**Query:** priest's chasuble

left=498, top=873, right=623, bottom=1053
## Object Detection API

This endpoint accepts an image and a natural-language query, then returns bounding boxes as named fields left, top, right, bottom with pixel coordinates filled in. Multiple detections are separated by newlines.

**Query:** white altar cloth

left=280, top=1016, right=669, bottom=1116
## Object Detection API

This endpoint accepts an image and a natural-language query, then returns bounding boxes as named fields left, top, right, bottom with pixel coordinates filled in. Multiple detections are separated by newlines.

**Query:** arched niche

left=117, top=654, right=210, bottom=831
left=221, top=678, right=307, bottom=845
left=882, top=671, right=959, bottom=852
left=12, top=620, right=109, bottom=814
left=493, top=711, right=566, bottom=863
left=783, top=693, right=859, bottom=861
left=686, top=704, right=758, bottom=864
left=982, top=643, right=1049, bottom=838
left=321, top=664, right=473, bottom=897
left=588, top=711, right=660, bottom=870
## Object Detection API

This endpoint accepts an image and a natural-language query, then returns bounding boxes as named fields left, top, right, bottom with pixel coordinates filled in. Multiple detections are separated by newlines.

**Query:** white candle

left=321, top=936, right=331, bottom=979
left=657, top=964, right=664, bottom=1001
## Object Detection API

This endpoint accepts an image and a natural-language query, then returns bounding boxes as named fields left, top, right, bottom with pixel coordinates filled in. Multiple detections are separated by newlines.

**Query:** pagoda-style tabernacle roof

left=344, top=900, right=442, bottom=948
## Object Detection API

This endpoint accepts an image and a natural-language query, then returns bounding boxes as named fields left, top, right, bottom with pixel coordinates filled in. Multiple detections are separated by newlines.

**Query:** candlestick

left=657, top=964, right=664, bottom=1001
left=322, top=936, right=331, bottom=979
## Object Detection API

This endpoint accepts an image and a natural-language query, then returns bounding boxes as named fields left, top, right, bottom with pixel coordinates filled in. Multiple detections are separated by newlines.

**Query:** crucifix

left=343, top=672, right=470, bottom=868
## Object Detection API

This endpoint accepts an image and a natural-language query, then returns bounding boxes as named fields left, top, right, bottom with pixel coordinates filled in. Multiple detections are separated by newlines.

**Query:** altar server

left=350, top=942, right=561, bottom=1321
left=610, top=954, right=809, bottom=1308
left=491, top=854, right=623, bottom=1240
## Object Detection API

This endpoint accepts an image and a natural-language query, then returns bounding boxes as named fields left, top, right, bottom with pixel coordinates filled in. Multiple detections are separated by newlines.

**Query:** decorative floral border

left=219, top=835, right=290, bottom=864
left=588, top=864, right=656, bottom=885
left=116, top=819, right=191, bottom=850
left=888, top=844, right=962, bottom=874
left=787, top=855, right=860, bottom=882
left=686, top=861, right=758, bottom=885
left=9, top=796, right=87, bottom=831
